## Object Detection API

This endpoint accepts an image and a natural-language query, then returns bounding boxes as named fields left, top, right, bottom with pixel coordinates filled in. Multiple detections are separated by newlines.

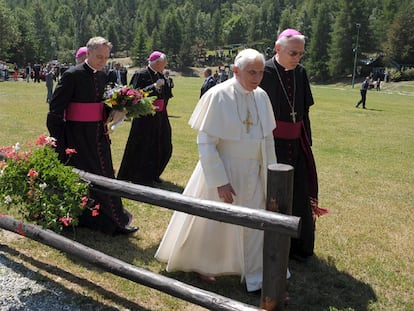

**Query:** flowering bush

left=103, top=85, right=156, bottom=119
left=0, top=135, right=98, bottom=233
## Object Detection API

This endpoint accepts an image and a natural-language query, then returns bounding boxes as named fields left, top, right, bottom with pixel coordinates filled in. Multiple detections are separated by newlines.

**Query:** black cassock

left=118, top=67, right=172, bottom=185
left=260, top=58, right=318, bottom=258
left=47, top=63, right=132, bottom=234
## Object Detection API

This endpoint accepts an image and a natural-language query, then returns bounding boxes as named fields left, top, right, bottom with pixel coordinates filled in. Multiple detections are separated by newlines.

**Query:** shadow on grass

left=0, top=243, right=151, bottom=311
left=157, top=255, right=377, bottom=311
left=153, top=180, right=185, bottom=193
left=285, top=256, right=377, bottom=310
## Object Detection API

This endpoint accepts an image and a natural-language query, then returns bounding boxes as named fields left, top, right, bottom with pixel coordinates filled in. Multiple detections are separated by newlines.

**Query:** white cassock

left=155, top=77, right=276, bottom=292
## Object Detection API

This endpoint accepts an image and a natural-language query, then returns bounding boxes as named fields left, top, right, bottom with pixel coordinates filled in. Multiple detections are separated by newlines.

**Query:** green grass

left=0, top=77, right=413, bottom=311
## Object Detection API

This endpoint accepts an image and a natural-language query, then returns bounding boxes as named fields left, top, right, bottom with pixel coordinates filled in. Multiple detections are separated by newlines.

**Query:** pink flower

left=126, top=89, right=137, bottom=97
left=27, top=168, right=38, bottom=178
left=35, top=134, right=48, bottom=146
left=91, top=203, right=100, bottom=217
left=65, top=148, right=77, bottom=155
left=59, top=216, right=73, bottom=227
left=81, top=196, right=88, bottom=208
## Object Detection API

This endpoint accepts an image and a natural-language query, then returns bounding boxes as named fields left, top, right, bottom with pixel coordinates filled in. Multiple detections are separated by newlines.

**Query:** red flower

left=35, top=134, right=48, bottom=146
left=34, top=135, right=57, bottom=147
left=91, top=203, right=100, bottom=217
left=65, top=148, right=77, bottom=155
left=59, top=216, right=73, bottom=227
left=27, top=168, right=39, bottom=178
left=81, top=196, right=88, bottom=208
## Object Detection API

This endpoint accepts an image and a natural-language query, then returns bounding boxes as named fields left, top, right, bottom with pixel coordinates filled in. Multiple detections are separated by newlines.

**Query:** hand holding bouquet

left=103, top=86, right=156, bottom=131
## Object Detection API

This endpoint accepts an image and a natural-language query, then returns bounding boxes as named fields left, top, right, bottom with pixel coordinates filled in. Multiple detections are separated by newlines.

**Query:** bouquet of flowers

left=0, top=135, right=99, bottom=233
left=103, top=85, right=156, bottom=131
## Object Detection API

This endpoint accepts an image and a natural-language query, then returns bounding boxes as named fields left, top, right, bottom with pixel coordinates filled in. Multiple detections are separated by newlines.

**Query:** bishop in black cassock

left=47, top=37, right=136, bottom=235
left=260, top=29, right=328, bottom=261
left=118, top=51, right=172, bottom=186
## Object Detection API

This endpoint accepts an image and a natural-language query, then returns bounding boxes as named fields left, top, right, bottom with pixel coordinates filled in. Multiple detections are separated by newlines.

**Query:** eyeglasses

left=287, top=50, right=305, bottom=57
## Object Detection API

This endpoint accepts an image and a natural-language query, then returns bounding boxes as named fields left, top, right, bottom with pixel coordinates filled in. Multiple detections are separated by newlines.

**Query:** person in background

left=260, top=28, right=328, bottom=263
left=200, top=67, right=216, bottom=98
left=33, top=62, right=41, bottom=83
left=46, top=36, right=138, bottom=235
left=107, top=62, right=127, bottom=86
left=13, top=63, right=19, bottom=81
left=155, top=49, right=278, bottom=293
left=25, top=63, right=32, bottom=82
left=163, top=69, right=174, bottom=106
left=355, top=76, right=370, bottom=109
left=118, top=51, right=172, bottom=186
left=75, top=46, right=88, bottom=65
left=45, top=64, right=55, bottom=103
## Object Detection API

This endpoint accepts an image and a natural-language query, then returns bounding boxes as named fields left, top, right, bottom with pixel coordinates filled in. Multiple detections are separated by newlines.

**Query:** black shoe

left=114, top=226, right=139, bottom=235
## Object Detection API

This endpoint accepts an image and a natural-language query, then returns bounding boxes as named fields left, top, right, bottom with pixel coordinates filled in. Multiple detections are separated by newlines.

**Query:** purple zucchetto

left=277, top=28, right=303, bottom=39
left=148, top=51, right=163, bottom=62
left=75, top=46, right=87, bottom=58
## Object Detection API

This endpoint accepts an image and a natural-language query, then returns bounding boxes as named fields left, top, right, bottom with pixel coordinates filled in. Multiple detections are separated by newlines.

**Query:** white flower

left=13, top=143, right=21, bottom=151
left=46, top=136, right=56, bottom=144
left=39, top=182, right=47, bottom=189
left=4, top=195, right=12, bottom=204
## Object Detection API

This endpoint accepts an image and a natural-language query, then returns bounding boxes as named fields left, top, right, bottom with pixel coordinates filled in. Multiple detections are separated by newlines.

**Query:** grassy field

left=0, top=76, right=413, bottom=311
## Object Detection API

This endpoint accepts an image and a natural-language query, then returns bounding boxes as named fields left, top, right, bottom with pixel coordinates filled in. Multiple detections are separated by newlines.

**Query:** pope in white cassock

left=155, top=49, right=277, bottom=292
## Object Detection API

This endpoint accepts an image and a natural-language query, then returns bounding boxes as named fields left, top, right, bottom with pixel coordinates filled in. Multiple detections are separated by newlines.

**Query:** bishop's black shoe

left=114, top=226, right=139, bottom=235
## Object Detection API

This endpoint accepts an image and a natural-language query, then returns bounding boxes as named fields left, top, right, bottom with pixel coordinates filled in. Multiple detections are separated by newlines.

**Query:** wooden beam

left=74, top=169, right=301, bottom=238
left=0, top=214, right=262, bottom=311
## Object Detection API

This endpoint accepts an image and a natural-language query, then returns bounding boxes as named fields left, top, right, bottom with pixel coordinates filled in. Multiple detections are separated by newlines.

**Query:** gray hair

left=234, top=48, right=265, bottom=69
left=276, top=34, right=306, bottom=47
left=86, top=36, right=113, bottom=51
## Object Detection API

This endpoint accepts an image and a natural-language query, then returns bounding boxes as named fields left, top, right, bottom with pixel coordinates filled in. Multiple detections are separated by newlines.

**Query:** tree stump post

left=261, top=163, right=297, bottom=311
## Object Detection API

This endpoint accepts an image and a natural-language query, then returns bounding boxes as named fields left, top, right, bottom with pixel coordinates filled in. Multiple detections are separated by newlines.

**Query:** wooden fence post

left=261, top=163, right=297, bottom=311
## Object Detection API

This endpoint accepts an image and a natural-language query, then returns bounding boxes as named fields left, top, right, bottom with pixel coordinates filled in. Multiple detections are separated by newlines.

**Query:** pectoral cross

left=290, top=108, right=297, bottom=123
left=243, top=110, right=254, bottom=133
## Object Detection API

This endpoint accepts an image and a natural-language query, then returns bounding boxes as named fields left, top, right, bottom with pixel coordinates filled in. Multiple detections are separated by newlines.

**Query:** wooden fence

left=0, top=163, right=300, bottom=311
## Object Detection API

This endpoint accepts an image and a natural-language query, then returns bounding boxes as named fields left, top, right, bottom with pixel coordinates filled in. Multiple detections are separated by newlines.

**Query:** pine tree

left=307, top=2, right=332, bottom=81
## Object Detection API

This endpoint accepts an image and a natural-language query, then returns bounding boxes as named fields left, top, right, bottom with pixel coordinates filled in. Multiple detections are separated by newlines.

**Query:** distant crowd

left=1, top=60, right=127, bottom=83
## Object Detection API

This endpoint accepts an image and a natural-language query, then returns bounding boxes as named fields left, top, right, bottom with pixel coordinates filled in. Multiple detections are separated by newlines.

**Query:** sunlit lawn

left=0, top=76, right=413, bottom=310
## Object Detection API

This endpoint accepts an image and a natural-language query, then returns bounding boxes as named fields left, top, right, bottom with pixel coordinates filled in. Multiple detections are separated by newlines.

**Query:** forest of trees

left=1, top=0, right=413, bottom=81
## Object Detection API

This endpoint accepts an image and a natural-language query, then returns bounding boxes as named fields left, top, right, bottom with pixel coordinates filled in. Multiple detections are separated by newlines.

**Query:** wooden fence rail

left=0, top=215, right=260, bottom=311
left=0, top=164, right=299, bottom=310
left=73, top=167, right=300, bottom=238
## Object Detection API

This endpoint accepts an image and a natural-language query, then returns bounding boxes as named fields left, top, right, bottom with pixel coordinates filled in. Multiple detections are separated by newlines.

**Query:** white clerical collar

left=234, top=78, right=252, bottom=95
left=148, top=65, right=158, bottom=74
left=85, top=61, right=98, bottom=73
